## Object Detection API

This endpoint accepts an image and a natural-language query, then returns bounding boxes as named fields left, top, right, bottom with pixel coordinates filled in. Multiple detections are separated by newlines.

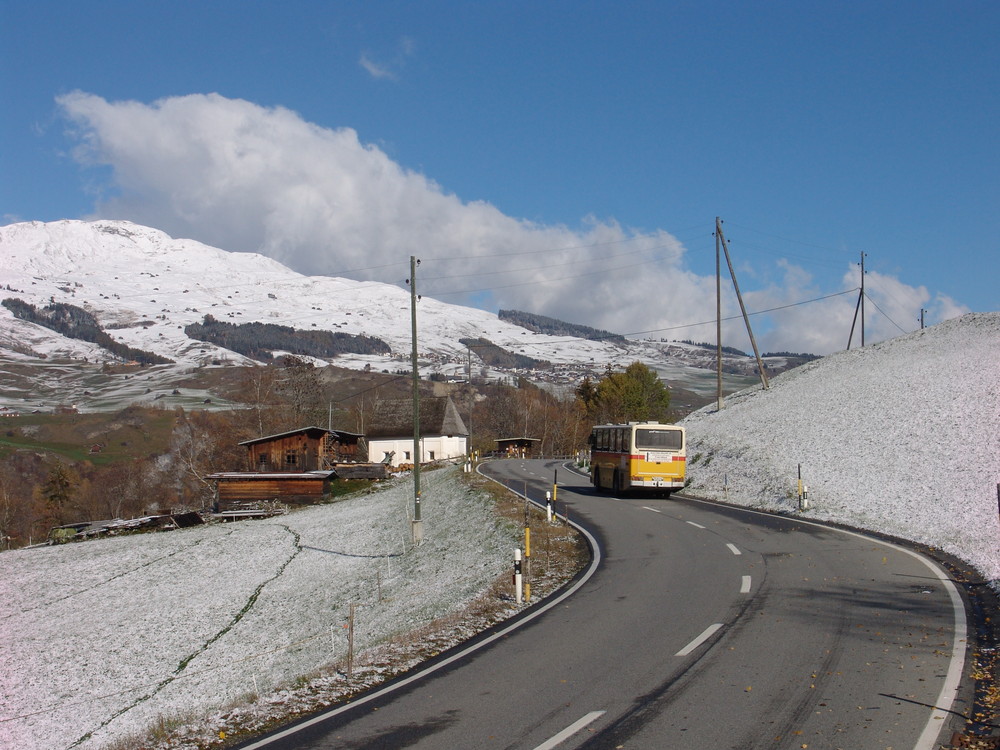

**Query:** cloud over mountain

left=55, top=92, right=967, bottom=354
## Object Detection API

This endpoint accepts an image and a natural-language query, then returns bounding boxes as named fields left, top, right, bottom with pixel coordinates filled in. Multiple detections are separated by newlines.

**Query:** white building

left=366, top=396, right=468, bottom=467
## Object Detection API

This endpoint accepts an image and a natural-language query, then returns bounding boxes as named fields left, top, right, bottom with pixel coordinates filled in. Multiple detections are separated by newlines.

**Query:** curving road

left=240, top=458, right=968, bottom=750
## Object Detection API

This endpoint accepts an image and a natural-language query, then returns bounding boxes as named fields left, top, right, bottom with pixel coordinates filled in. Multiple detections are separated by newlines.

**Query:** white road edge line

left=681, top=494, right=968, bottom=750
left=532, top=711, right=606, bottom=750
left=741, top=575, right=751, bottom=594
left=239, top=470, right=603, bottom=749
left=686, top=521, right=706, bottom=529
left=726, top=543, right=742, bottom=555
left=676, top=623, right=724, bottom=656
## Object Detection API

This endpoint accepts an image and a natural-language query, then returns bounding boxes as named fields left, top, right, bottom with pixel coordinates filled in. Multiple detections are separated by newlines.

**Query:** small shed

left=495, top=437, right=541, bottom=458
left=239, top=427, right=365, bottom=472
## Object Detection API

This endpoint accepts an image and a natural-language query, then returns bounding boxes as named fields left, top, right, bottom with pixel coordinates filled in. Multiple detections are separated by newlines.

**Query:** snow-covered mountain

left=0, top=220, right=765, bottom=411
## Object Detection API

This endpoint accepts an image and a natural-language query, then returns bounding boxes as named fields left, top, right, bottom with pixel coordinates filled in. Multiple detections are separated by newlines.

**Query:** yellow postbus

left=589, top=421, right=686, bottom=496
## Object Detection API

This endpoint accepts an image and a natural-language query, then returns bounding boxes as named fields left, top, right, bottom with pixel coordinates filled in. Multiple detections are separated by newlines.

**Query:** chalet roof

left=367, top=397, right=468, bottom=439
left=238, top=426, right=362, bottom=447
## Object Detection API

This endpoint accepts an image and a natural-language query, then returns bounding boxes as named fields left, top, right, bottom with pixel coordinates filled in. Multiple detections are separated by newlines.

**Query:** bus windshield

left=635, top=428, right=683, bottom=451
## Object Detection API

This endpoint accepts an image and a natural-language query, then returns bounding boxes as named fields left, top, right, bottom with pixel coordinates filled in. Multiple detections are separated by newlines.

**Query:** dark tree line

left=499, top=309, right=626, bottom=343
left=2, top=298, right=173, bottom=365
left=459, top=337, right=550, bottom=371
left=185, top=315, right=391, bottom=361
left=680, top=339, right=749, bottom=357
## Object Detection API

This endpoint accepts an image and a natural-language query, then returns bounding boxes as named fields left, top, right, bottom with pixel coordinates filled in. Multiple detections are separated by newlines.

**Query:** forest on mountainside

left=185, top=315, right=391, bottom=361
left=498, top=309, right=626, bottom=343
left=458, top=337, right=550, bottom=371
left=1, top=298, right=173, bottom=365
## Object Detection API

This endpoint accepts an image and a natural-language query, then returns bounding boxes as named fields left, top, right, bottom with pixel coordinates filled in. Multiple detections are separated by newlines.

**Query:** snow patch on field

left=0, top=466, right=517, bottom=750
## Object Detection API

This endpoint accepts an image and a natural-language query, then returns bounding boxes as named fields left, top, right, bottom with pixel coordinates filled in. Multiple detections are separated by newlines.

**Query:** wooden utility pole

left=861, top=252, right=866, bottom=347
left=409, top=256, right=423, bottom=545
left=716, top=219, right=723, bottom=409
left=847, top=252, right=867, bottom=349
left=716, top=218, right=769, bottom=390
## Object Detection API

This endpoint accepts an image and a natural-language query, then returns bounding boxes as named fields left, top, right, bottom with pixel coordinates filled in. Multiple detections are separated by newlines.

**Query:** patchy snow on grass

left=0, top=466, right=518, bottom=750
left=682, top=312, right=1000, bottom=585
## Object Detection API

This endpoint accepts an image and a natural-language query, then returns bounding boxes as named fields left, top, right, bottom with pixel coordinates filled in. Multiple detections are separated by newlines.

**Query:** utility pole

left=847, top=252, right=867, bottom=349
left=861, top=252, right=866, bottom=347
left=920, top=308, right=927, bottom=330
left=408, top=256, right=423, bottom=545
left=716, top=217, right=723, bottom=410
left=716, top=218, right=769, bottom=390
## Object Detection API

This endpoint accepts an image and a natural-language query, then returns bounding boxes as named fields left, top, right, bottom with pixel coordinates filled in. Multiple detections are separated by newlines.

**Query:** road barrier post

left=797, top=464, right=810, bottom=511
left=513, top=549, right=523, bottom=605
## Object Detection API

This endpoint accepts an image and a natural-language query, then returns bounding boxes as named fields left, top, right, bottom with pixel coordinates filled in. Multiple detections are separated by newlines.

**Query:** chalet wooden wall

left=247, top=433, right=323, bottom=472
left=213, top=473, right=334, bottom=510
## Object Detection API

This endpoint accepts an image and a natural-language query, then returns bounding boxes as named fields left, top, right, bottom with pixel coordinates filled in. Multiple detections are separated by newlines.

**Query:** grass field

left=0, top=408, right=177, bottom=465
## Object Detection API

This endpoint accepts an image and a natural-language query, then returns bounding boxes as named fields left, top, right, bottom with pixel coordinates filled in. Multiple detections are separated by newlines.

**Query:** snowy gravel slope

left=682, top=312, right=1000, bottom=584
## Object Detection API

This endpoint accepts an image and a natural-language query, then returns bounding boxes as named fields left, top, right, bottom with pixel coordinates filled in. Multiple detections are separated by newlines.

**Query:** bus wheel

left=593, top=468, right=602, bottom=492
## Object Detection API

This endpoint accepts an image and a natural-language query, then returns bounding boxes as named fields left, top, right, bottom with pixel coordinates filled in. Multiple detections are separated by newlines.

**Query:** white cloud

left=359, top=36, right=415, bottom=80
left=55, top=92, right=963, bottom=356
left=359, top=53, right=396, bottom=80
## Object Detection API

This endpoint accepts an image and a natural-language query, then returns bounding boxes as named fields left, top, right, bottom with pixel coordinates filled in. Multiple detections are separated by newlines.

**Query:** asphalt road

left=240, top=458, right=968, bottom=750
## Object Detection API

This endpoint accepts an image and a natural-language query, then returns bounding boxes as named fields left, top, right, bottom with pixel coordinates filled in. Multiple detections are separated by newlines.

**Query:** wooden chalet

left=208, top=427, right=385, bottom=518
left=239, top=426, right=365, bottom=472
left=495, top=437, right=541, bottom=458
left=367, top=397, right=469, bottom=468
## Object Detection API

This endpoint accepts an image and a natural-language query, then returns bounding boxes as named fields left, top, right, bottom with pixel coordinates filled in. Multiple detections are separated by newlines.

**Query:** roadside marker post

left=797, top=464, right=810, bottom=511
left=514, top=549, right=523, bottom=605
left=525, top=527, right=531, bottom=602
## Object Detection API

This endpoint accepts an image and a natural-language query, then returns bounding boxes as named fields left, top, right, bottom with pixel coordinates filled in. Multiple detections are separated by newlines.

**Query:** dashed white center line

left=726, top=543, right=742, bottom=555
left=533, top=711, right=606, bottom=750
left=741, top=575, right=752, bottom=593
left=676, top=623, right=724, bottom=656
left=642, top=506, right=662, bottom=513
left=686, top=521, right=706, bottom=529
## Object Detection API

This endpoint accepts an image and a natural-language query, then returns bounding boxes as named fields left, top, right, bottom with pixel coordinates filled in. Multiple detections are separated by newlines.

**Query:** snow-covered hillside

left=0, top=220, right=761, bottom=410
left=682, top=311, right=1000, bottom=585
left=0, top=466, right=518, bottom=750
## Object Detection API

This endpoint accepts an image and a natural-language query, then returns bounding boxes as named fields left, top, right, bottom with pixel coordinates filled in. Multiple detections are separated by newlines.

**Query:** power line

left=504, top=288, right=860, bottom=348
left=418, top=241, right=675, bottom=284
left=427, top=257, right=661, bottom=297
left=862, top=290, right=909, bottom=334
left=621, top=287, right=861, bottom=337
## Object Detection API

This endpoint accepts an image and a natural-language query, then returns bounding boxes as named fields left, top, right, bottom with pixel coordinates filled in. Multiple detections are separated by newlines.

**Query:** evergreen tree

left=575, top=376, right=600, bottom=421
left=38, top=461, right=77, bottom=526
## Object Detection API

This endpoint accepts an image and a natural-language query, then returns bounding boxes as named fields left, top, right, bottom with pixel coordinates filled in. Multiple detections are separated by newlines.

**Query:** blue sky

left=2, top=1, right=997, bottom=354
